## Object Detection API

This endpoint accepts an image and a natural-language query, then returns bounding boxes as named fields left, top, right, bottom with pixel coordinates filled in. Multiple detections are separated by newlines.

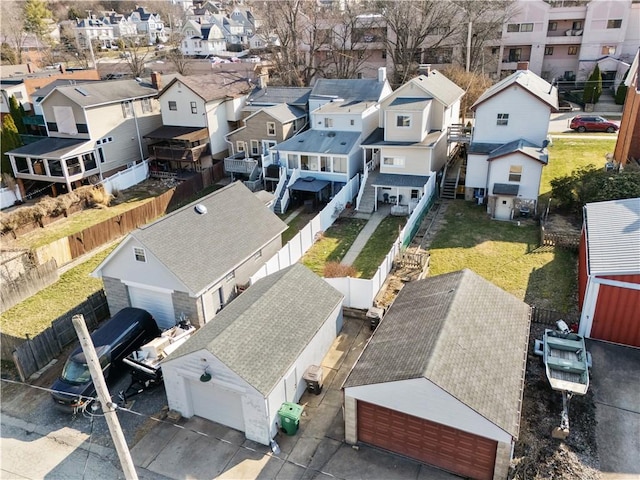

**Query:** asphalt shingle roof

left=161, top=74, right=253, bottom=103
left=247, top=86, right=311, bottom=107
left=7, top=138, right=92, bottom=158
left=48, top=79, right=157, bottom=107
left=276, top=130, right=360, bottom=155
left=472, top=70, right=559, bottom=110
left=262, top=104, right=306, bottom=123
left=407, top=71, right=465, bottom=107
left=361, top=127, right=443, bottom=148
left=166, top=264, right=344, bottom=395
left=129, top=182, right=287, bottom=295
left=487, top=138, right=549, bottom=164
left=311, top=78, right=386, bottom=103
left=343, top=269, right=530, bottom=437
left=584, top=197, right=640, bottom=276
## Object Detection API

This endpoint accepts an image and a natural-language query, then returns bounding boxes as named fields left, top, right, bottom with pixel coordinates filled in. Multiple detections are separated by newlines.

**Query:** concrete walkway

left=341, top=204, right=391, bottom=266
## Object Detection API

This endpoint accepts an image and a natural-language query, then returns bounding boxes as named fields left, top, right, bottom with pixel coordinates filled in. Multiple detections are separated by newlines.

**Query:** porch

left=145, top=125, right=211, bottom=180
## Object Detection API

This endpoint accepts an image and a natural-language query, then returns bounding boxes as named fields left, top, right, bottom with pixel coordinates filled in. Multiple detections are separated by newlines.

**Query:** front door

left=494, top=197, right=513, bottom=221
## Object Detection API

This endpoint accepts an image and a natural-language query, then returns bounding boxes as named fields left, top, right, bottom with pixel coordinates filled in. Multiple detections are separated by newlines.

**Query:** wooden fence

left=540, top=225, right=580, bottom=250
left=9, top=290, right=110, bottom=381
left=0, top=259, right=59, bottom=312
left=395, top=251, right=430, bottom=269
left=530, top=305, right=578, bottom=326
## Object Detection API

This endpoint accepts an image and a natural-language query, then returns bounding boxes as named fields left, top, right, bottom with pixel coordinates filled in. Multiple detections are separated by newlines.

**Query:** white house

left=92, top=182, right=288, bottom=329
left=74, top=16, right=115, bottom=49
left=343, top=269, right=530, bottom=480
left=0, top=80, right=31, bottom=114
left=180, top=20, right=226, bottom=57
left=129, top=7, right=168, bottom=45
left=162, top=263, right=344, bottom=446
left=465, top=67, right=557, bottom=220
left=273, top=68, right=391, bottom=208
left=359, top=67, right=465, bottom=214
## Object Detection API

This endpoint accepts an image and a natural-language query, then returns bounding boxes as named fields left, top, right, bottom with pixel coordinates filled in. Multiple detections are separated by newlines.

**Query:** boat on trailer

left=534, top=320, right=591, bottom=439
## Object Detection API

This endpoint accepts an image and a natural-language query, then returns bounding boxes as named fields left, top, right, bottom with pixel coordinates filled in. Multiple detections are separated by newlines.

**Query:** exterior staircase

left=356, top=173, right=378, bottom=214
left=441, top=177, right=458, bottom=200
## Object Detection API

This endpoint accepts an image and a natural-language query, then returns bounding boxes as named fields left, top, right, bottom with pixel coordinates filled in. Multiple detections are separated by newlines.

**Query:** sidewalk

left=341, top=204, right=391, bottom=266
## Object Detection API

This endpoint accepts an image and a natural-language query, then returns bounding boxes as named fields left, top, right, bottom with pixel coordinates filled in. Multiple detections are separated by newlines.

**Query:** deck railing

left=149, top=144, right=208, bottom=162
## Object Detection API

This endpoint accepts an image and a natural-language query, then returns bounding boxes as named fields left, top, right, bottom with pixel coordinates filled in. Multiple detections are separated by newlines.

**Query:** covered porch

left=145, top=126, right=211, bottom=179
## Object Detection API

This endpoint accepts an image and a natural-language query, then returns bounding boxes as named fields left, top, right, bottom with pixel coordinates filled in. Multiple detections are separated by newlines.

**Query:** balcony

left=447, top=124, right=472, bottom=144
left=148, top=143, right=208, bottom=163
left=224, top=152, right=259, bottom=175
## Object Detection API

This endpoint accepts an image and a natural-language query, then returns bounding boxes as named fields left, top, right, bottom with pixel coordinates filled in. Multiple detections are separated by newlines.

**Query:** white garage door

left=190, top=381, right=245, bottom=432
left=494, top=197, right=513, bottom=221
left=128, top=286, right=175, bottom=329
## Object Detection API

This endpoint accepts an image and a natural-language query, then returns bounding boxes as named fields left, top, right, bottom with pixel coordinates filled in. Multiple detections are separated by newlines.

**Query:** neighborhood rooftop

left=472, top=69, right=559, bottom=110
left=46, top=79, right=158, bottom=107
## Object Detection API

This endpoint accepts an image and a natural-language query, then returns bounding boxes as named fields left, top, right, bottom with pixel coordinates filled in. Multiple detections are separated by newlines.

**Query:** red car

left=569, top=115, right=619, bottom=133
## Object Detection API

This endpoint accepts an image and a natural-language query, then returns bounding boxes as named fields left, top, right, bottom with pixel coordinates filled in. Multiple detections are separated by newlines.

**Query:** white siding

left=205, top=99, right=231, bottom=156
left=160, top=83, right=207, bottom=128
left=345, top=378, right=512, bottom=444
left=466, top=153, right=490, bottom=189
left=487, top=152, right=544, bottom=201
left=473, top=88, right=551, bottom=145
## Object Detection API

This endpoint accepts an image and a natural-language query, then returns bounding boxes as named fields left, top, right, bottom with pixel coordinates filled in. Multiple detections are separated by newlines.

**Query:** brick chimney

left=151, top=71, right=162, bottom=91
left=517, top=61, right=529, bottom=71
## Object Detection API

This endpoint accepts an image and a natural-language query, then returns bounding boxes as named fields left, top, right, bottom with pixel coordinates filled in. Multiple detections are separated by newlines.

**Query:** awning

left=144, top=126, right=209, bottom=142
left=493, top=183, right=519, bottom=196
left=290, top=178, right=330, bottom=193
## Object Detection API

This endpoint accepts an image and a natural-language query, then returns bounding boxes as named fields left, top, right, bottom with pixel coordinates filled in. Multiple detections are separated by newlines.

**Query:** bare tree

left=120, top=34, right=151, bottom=77
left=157, top=3, right=190, bottom=75
left=440, top=64, right=494, bottom=120
left=0, top=1, right=27, bottom=64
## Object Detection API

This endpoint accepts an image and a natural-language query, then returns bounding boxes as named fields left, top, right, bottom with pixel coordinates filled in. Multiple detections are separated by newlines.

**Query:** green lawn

left=301, top=218, right=367, bottom=275
left=1, top=245, right=117, bottom=339
left=429, top=201, right=577, bottom=312
left=352, top=216, right=407, bottom=278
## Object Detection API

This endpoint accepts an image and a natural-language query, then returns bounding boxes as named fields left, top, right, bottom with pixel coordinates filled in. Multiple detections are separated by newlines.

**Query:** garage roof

left=343, top=269, right=530, bottom=437
left=166, top=264, right=344, bottom=395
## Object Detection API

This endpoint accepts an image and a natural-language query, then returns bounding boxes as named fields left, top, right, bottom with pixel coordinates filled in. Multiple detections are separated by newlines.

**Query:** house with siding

left=465, top=66, right=557, bottom=220
left=7, top=78, right=161, bottom=196
left=359, top=67, right=464, bottom=214
left=91, top=182, right=288, bottom=330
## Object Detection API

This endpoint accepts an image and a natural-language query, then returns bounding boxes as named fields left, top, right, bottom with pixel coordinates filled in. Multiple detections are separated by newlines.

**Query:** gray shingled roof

left=371, top=172, right=430, bottom=188
left=247, top=86, right=311, bottom=107
left=262, top=104, right=306, bottom=123
left=7, top=138, right=92, bottom=158
left=32, top=79, right=100, bottom=99
left=584, top=197, right=640, bottom=276
left=47, top=79, right=157, bottom=107
left=389, top=97, right=432, bottom=108
left=488, top=139, right=549, bottom=164
left=128, top=182, right=287, bottom=295
left=468, top=142, right=502, bottom=154
left=343, top=269, right=530, bottom=438
left=407, top=71, right=465, bottom=107
left=166, top=263, right=344, bottom=395
left=361, top=127, right=442, bottom=148
left=276, top=130, right=360, bottom=155
left=161, top=74, right=253, bottom=102
left=311, top=78, right=386, bottom=103
left=472, top=70, right=559, bottom=110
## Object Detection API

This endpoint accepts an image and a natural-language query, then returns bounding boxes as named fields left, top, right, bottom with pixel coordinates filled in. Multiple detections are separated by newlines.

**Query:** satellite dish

left=194, top=204, right=207, bottom=215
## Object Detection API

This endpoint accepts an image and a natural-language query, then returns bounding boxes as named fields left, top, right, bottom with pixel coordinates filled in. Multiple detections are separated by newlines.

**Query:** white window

left=497, top=113, right=509, bottom=126
left=520, top=23, right=533, bottom=32
left=250, top=140, right=259, bottom=156
left=236, top=141, right=246, bottom=152
left=141, top=98, right=152, bottom=113
left=168, top=100, right=177, bottom=111
left=601, top=45, right=616, bottom=55
left=509, top=165, right=522, bottom=182
left=333, top=157, right=347, bottom=173
left=267, top=122, right=276, bottom=136
left=383, top=156, right=404, bottom=167
left=396, top=115, right=411, bottom=127
left=190, top=101, right=197, bottom=114
left=544, top=47, right=553, bottom=56
left=133, top=247, right=146, bottom=262
left=324, top=117, right=333, bottom=128
left=122, top=101, right=133, bottom=118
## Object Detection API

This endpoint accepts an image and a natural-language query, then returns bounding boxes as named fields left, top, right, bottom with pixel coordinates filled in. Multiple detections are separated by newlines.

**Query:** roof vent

left=327, top=132, right=336, bottom=137
left=194, top=204, right=208, bottom=215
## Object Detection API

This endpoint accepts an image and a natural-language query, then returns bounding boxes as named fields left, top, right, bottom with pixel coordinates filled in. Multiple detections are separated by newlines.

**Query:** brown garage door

left=357, top=401, right=497, bottom=480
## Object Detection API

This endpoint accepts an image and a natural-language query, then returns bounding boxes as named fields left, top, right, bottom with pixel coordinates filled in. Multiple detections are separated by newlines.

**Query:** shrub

left=323, top=262, right=357, bottom=278
left=583, top=65, right=602, bottom=104
left=30, top=203, right=48, bottom=227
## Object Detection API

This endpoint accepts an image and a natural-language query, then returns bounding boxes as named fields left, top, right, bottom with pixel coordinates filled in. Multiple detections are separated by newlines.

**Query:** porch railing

left=149, top=144, right=208, bottom=162
left=224, top=156, right=258, bottom=175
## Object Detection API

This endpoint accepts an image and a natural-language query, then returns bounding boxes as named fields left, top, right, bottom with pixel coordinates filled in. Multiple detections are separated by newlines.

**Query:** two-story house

left=7, top=79, right=161, bottom=197
left=74, top=15, right=116, bottom=49
left=181, top=20, right=226, bottom=57
left=465, top=65, right=558, bottom=221
left=272, top=68, right=392, bottom=211
left=358, top=67, right=465, bottom=214
left=129, top=6, right=168, bottom=45
left=145, top=73, right=253, bottom=178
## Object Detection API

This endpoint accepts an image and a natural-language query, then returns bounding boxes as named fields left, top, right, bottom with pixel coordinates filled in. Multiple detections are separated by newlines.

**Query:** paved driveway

left=587, top=340, right=640, bottom=480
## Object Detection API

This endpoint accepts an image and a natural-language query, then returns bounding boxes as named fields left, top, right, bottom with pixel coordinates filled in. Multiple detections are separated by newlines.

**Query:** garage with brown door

left=343, top=270, right=531, bottom=480
left=358, top=401, right=497, bottom=480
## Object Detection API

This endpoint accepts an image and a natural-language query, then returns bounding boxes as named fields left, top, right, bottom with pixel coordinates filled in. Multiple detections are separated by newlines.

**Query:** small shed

left=343, top=269, right=530, bottom=480
left=578, top=197, right=640, bottom=347
left=162, top=264, right=344, bottom=445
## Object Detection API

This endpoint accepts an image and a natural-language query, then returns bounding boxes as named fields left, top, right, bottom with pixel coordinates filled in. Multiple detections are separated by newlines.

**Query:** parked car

left=50, top=308, right=160, bottom=411
left=569, top=115, right=619, bottom=133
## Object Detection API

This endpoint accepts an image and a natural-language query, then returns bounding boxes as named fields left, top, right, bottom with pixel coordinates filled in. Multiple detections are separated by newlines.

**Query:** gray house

left=162, top=263, right=344, bottom=445
left=92, top=182, right=287, bottom=329
left=343, top=269, right=530, bottom=480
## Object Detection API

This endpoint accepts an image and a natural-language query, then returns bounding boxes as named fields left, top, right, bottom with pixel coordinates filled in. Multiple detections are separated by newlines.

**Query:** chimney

left=27, top=63, right=34, bottom=73
left=418, top=64, right=431, bottom=76
left=517, top=61, right=529, bottom=71
left=377, top=67, right=387, bottom=83
left=151, top=71, right=162, bottom=91
left=59, top=63, right=66, bottom=74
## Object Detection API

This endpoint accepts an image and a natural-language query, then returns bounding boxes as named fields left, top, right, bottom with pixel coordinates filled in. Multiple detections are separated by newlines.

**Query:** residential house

left=102, top=11, right=138, bottom=38
left=129, top=6, right=168, bottom=45
left=465, top=66, right=557, bottom=220
left=7, top=79, right=161, bottom=196
left=272, top=68, right=392, bottom=211
left=74, top=15, right=116, bottom=49
left=162, top=263, right=344, bottom=446
left=359, top=67, right=465, bottom=214
left=578, top=197, right=640, bottom=348
left=145, top=72, right=253, bottom=178
left=91, top=182, right=288, bottom=329
left=180, top=19, right=226, bottom=57
left=343, top=269, right=530, bottom=480
left=0, top=81, right=31, bottom=117
left=614, top=47, right=640, bottom=166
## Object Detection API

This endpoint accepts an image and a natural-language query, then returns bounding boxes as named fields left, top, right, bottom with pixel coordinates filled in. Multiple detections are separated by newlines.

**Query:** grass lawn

left=352, top=216, right=407, bottom=278
left=1, top=245, right=117, bottom=339
left=280, top=209, right=317, bottom=244
left=429, top=201, right=577, bottom=312
left=301, top=217, right=367, bottom=275
left=541, top=137, right=616, bottom=196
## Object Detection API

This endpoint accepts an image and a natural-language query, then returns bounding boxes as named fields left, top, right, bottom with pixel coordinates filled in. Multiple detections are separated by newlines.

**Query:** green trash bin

left=278, top=402, right=304, bottom=435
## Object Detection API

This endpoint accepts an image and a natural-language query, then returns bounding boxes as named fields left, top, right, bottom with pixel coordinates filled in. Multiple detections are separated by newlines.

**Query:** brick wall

left=172, top=291, right=203, bottom=328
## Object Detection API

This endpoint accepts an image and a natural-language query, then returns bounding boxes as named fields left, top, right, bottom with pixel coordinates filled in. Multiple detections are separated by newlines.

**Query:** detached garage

left=162, top=264, right=344, bottom=445
left=578, top=198, right=640, bottom=347
left=343, top=269, right=530, bottom=480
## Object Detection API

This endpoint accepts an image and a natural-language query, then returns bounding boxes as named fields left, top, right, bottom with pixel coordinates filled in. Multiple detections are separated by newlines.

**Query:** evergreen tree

left=1, top=115, right=22, bottom=177
left=583, top=65, right=603, bottom=104
left=9, top=96, right=26, bottom=134
left=615, top=69, right=630, bottom=105
left=23, top=0, right=52, bottom=40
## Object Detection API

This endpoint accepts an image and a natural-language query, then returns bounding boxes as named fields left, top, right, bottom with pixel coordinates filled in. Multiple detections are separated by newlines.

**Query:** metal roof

left=584, top=197, right=640, bottom=276
left=276, top=130, right=360, bottom=155
left=289, top=178, right=330, bottom=193
left=165, top=263, right=344, bottom=396
left=343, top=269, right=530, bottom=438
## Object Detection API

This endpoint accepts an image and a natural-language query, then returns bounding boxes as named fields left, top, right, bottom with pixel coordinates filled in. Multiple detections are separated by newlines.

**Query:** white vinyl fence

left=399, top=174, right=437, bottom=247
left=100, top=160, right=149, bottom=195
left=0, top=186, right=22, bottom=210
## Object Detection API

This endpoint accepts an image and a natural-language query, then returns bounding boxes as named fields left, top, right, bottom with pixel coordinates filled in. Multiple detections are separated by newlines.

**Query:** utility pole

left=466, top=20, right=473, bottom=73
left=71, top=315, right=139, bottom=480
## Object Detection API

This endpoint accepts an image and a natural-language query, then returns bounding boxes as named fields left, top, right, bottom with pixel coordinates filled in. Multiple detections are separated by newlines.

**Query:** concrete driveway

left=587, top=339, right=640, bottom=480
left=131, top=316, right=459, bottom=480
